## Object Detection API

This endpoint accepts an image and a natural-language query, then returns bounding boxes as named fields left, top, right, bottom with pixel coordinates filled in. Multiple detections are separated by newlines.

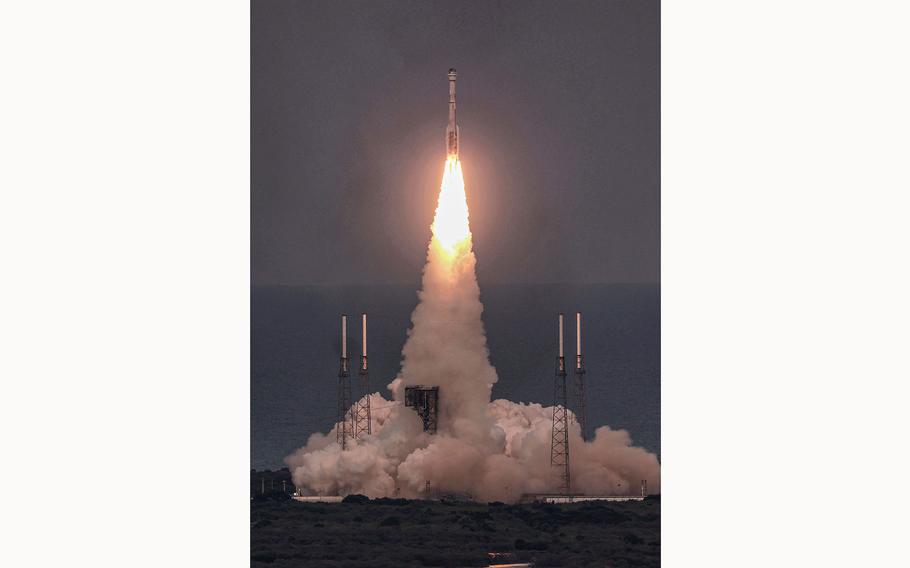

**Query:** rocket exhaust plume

left=285, top=70, right=660, bottom=501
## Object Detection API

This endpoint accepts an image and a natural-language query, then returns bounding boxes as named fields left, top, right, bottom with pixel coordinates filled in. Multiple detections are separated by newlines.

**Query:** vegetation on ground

left=251, top=492, right=660, bottom=567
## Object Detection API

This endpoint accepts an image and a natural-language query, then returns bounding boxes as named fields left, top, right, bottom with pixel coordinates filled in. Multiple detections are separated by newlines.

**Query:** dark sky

left=252, top=0, right=659, bottom=286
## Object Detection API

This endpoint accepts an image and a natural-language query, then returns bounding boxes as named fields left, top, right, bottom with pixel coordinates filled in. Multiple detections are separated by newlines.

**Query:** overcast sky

left=252, top=0, right=659, bottom=286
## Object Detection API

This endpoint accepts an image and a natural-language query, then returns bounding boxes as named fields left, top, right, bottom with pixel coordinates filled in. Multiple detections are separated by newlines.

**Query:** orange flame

left=430, top=156, right=471, bottom=260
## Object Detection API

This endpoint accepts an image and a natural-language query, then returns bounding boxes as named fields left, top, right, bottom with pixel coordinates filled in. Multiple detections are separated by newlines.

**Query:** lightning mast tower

left=550, top=313, right=571, bottom=493
left=571, top=312, right=588, bottom=441
left=336, top=314, right=354, bottom=449
left=353, top=312, right=372, bottom=439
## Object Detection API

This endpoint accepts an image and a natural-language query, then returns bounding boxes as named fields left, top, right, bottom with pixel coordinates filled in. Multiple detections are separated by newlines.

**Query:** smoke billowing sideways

left=285, top=158, right=660, bottom=502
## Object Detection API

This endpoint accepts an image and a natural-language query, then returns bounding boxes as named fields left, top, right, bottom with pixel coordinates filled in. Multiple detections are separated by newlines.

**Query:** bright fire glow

left=430, top=156, right=471, bottom=257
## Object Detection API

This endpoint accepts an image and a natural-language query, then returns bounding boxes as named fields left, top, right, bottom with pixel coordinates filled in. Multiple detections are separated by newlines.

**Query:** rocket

left=446, top=68, right=459, bottom=158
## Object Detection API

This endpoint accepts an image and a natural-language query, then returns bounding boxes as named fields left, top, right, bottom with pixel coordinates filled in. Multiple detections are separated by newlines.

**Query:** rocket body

left=446, top=68, right=459, bottom=158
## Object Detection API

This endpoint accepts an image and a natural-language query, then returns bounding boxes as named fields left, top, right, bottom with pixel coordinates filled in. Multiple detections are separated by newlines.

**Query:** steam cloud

left=285, top=163, right=660, bottom=502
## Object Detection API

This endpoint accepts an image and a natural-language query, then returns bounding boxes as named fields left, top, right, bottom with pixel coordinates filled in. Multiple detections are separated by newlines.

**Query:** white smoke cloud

left=285, top=161, right=660, bottom=502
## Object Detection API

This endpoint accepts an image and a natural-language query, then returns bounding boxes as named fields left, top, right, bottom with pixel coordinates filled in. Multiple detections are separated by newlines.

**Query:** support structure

left=550, top=313, right=571, bottom=494
left=353, top=312, right=372, bottom=439
left=570, top=311, right=588, bottom=441
left=336, top=314, right=354, bottom=449
left=405, top=386, right=439, bottom=434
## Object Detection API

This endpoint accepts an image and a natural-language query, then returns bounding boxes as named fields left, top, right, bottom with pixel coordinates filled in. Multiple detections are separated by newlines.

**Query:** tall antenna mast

left=354, top=312, right=372, bottom=439
left=336, top=314, right=354, bottom=448
left=571, top=311, right=588, bottom=441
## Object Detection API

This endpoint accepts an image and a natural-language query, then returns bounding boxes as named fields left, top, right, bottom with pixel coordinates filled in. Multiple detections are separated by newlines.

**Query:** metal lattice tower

left=353, top=313, right=372, bottom=439
left=405, top=386, right=439, bottom=434
left=570, top=312, right=588, bottom=441
left=336, top=314, right=354, bottom=449
left=550, top=313, right=571, bottom=494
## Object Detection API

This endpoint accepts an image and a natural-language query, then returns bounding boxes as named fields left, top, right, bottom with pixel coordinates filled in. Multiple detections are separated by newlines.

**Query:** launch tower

left=405, top=386, right=439, bottom=434
left=550, top=313, right=571, bottom=493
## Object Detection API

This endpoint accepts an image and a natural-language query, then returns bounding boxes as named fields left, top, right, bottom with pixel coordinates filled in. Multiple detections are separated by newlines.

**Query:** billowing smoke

left=285, top=159, right=660, bottom=502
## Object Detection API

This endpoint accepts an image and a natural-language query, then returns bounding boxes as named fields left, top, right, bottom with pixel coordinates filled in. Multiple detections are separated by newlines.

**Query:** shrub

left=514, top=538, right=549, bottom=551
left=380, top=516, right=401, bottom=527
left=252, top=490, right=291, bottom=503
left=372, top=497, right=409, bottom=506
left=535, top=553, right=563, bottom=567
left=251, top=550, right=276, bottom=563
left=342, top=494, right=369, bottom=504
left=416, top=552, right=446, bottom=566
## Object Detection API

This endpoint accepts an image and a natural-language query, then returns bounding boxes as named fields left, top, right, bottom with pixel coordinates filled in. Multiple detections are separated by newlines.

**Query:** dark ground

left=251, top=471, right=660, bottom=568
